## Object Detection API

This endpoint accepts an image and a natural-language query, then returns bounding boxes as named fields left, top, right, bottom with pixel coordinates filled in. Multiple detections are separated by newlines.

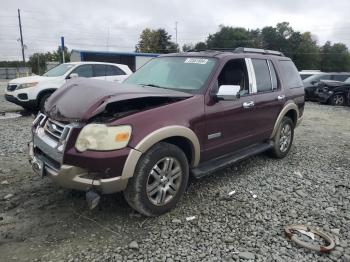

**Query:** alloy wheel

left=279, top=123, right=292, bottom=152
left=146, top=157, right=183, bottom=206
left=333, top=95, right=344, bottom=105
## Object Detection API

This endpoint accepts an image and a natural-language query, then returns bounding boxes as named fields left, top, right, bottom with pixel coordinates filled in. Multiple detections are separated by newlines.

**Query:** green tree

left=28, top=46, right=71, bottom=75
left=136, top=28, right=178, bottom=53
left=194, top=42, right=207, bottom=50
left=206, top=25, right=255, bottom=49
left=320, top=42, right=350, bottom=72
left=182, top=43, right=194, bottom=52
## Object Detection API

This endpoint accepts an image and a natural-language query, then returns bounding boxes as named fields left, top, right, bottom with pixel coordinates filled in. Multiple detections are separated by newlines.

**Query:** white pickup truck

left=5, top=62, right=132, bottom=111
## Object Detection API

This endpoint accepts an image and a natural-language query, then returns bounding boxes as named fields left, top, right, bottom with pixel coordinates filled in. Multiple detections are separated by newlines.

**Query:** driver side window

left=218, top=59, right=249, bottom=96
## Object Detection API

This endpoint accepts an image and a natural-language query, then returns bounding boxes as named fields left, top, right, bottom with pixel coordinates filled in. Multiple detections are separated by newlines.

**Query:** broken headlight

left=75, top=124, right=132, bottom=152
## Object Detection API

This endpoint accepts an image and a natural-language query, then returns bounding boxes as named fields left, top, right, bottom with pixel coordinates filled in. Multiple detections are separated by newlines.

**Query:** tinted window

left=252, top=59, right=272, bottom=92
left=300, top=74, right=312, bottom=80
left=73, top=65, right=93, bottom=78
left=268, top=60, right=278, bottom=90
left=106, top=65, right=126, bottom=76
left=93, top=65, right=107, bottom=77
left=279, top=60, right=303, bottom=88
left=332, top=74, right=350, bottom=81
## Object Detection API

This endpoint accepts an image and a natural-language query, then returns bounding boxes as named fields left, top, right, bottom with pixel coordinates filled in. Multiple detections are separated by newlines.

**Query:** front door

left=202, top=58, right=258, bottom=161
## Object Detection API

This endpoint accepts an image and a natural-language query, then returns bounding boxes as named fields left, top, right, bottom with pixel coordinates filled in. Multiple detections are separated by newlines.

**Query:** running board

left=191, top=142, right=273, bottom=179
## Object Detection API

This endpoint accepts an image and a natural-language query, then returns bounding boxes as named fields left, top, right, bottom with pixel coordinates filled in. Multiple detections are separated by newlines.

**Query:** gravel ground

left=0, top=80, right=349, bottom=261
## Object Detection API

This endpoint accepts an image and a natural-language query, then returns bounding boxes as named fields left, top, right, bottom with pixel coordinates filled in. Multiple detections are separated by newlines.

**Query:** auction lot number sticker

left=184, top=58, right=208, bottom=64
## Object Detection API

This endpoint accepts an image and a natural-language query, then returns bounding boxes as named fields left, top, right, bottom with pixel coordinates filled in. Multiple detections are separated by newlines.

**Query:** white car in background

left=5, top=62, right=132, bottom=111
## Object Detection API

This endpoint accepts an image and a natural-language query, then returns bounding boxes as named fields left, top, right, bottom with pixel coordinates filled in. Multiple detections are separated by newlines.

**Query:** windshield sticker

left=185, top=58, right=208, bottom=64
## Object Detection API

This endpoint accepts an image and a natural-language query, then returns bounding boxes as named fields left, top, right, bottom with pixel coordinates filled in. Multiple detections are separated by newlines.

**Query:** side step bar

left=191, top=142, right=273, bottom=179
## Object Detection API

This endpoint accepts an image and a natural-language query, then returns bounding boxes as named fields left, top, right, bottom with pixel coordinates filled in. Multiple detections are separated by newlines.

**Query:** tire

left=269, top=116, right=294, bottom=159
left=39, top=93, right=52, bottom=113
left=123, top=142, right=189, bottom=216
left=331, top=94, right=345, bottom=106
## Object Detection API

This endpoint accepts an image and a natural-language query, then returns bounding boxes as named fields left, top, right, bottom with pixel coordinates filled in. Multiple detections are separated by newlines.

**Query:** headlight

left=17, top=82, right=38, bottom=90
left=75, top=124, right=132, bottom=152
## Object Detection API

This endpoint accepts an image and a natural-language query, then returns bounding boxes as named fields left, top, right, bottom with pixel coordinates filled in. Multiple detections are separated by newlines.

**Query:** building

left=70, top=49, right=159, bottom=71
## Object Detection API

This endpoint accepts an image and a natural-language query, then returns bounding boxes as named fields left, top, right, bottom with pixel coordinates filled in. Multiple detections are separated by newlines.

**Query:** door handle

left=277, top=95, right=286, bottom=101
left=243, top=101, right=255, bottom=108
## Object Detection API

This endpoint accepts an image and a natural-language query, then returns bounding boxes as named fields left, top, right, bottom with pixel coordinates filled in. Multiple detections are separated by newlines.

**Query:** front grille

left=44, top=118, right=67, bottom=142
left=7, top=84, right=17, bottom=91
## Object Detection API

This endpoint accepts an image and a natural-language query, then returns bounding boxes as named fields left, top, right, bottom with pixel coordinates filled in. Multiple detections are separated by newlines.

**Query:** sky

left=1, top=0, right=350, bottom=61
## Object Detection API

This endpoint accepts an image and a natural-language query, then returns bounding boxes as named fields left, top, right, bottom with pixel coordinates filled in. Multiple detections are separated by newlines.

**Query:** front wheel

left=269, top=116, right=294, bottom=159
left=331, top=94, right=345, bottom=106
left=123, top=142, right=189, bottom=216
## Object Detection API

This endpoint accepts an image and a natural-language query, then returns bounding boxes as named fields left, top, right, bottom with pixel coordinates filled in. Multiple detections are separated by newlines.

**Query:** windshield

left=124, top=57, right=217, bottom=93
left=43, top=64, right=75, bottom=77
left=303, top=74, right=330, bottom=83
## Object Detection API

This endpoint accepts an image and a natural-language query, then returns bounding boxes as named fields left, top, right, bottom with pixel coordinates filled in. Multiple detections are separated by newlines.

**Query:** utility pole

left=175, top=21, right=178, bottom=52
left=61, top=36, right=65, bottom=63
left=17, top=9, right=25, bottom=67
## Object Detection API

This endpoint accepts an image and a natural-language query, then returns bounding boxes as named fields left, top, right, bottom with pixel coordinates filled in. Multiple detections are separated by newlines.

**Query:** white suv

left=5, top=62, right=132, bottom=111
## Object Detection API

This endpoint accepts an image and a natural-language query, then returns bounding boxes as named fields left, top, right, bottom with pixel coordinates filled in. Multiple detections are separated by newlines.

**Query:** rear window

left=106, top=65, right=126, bottom=76
left=279, top=60, right=303, bottom=88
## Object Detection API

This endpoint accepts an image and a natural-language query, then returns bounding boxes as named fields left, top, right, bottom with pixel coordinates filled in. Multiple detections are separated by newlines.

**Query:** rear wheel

left=269, top=116, right=294, bottom=159
left=123, top=142, right=189, bottom=216
left=331, top=94, right=345, bottom=106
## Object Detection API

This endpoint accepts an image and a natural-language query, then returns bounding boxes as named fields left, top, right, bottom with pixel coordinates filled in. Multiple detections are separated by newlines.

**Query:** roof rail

left=185, top=47, right=285, bottom=56
left=234, top=47, right=284, bottom=56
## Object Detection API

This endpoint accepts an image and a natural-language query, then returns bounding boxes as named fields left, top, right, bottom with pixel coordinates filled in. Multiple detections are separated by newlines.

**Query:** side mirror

left=69, top=73, right=79, bottom=79
left=216, top=85, right=241, bottom=101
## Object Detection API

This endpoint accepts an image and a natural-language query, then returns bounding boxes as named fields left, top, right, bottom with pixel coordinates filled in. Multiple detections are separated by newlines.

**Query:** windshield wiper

left=140, top=83, right=163, bottom=88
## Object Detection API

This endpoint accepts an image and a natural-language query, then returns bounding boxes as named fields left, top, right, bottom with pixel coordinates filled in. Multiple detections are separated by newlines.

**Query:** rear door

left=249, top=58, right=284, bottom=140
left=92, top=64, right=107, bottom=80
left=104, top=65, right=127, bottom=82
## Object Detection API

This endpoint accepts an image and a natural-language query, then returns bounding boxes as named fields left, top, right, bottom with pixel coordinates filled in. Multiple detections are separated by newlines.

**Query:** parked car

left=5, top=62, right=132, bottom=111
left=303, top=72, right=350, bottom=101
left=28, top=48, right=304, bottom=216
left=317, top=80, right=350, bottom=106
left=299, top=70, right=324, bottom=80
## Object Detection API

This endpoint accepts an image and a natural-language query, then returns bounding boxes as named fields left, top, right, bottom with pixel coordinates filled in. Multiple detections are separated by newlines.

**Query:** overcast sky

left=1, top=0, right=350, bottom=60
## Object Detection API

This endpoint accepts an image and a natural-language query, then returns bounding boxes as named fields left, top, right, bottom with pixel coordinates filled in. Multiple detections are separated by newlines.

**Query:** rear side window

left=106, top=65, right=126, bottom=76
left=73, top=65, right=93, bottom=78
left=268, top=60, right=278, bottom=90
left=252, top=59, right=272, bottom=92
left=93, top=65, right=107, bottom=77
left=279, top=60, right=303, bottom=88
left=332, top=74, right=350, bottom=81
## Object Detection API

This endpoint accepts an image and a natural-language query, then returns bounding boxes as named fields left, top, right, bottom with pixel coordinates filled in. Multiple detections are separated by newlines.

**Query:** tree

left=320, top=42, right=350, bottom=72
left=136, top=28, right=178, bottom=53
left=182, top=43, right=194, bottom=52
left=206, top=25, right=255, bottom=49
left=28, top=46, right=71, bottom=74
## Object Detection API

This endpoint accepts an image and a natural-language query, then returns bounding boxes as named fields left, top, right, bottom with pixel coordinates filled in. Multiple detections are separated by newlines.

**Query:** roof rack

left=233, top=47, right=284, bottom=56
left=186, top=47, right=285, bottom=56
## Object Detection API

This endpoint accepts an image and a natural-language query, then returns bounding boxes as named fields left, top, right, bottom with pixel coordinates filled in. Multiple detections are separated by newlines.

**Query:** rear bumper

left=5, top=94, right=37, bottom=109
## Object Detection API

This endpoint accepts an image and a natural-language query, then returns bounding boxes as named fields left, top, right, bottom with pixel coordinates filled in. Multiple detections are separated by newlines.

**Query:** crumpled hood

left=44, top=78, right=193, bottom=122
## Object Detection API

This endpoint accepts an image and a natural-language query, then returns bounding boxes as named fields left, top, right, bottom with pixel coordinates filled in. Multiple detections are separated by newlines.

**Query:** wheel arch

left=37, top=89, right=56, bottom=107
left=270, top=103, right=299, bottom=139
left=121, top=126, right=200, bottom=179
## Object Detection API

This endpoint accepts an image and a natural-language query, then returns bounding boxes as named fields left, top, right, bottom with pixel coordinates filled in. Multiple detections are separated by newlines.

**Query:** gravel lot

left=0, top=80, right=349, bottom=261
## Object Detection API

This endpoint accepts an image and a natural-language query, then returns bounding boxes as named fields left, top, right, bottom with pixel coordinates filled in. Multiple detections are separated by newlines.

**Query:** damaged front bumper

left=28, top=113, right=131, bottom=194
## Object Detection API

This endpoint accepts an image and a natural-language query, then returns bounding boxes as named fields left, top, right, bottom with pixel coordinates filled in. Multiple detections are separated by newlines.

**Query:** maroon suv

left=29, top=48, right=304, bottom=216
